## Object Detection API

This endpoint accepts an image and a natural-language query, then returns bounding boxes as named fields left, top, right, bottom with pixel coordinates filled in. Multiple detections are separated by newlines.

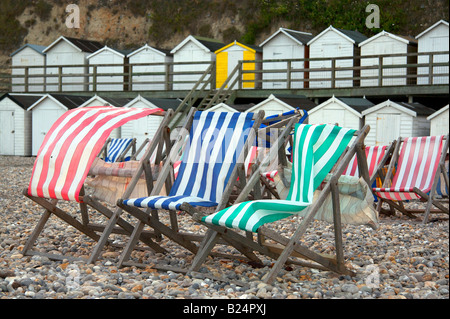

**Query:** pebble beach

left=0, top=155, right=448, bottom=300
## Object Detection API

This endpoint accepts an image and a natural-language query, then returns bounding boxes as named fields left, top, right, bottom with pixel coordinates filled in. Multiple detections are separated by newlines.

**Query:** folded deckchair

left=342, top=144, right=395, bottom=186
left=22, top=106, right=171, bottom=262
left=182, top=123, right=371, bottom=284
left=436, top=160, right=449, bottom=198
left=114, top=109, right=265, bottom=269
left=99, top=138, right=137, bottom=163
left=373, top=135, right=449, bottom=223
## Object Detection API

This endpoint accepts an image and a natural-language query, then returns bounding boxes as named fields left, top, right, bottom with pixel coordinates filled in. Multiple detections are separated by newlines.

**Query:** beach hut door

left=0, top=111, right=15, bottom=155
left=228, top=50, right=241, bottom=89
left=376, top=113, right=400, bottom=146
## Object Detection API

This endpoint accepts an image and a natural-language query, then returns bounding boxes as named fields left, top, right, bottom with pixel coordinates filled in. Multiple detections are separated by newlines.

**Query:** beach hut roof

left=10, top=44, right=47, bottom=57
left=308, top=26, right=367, bottom=46
left=215, top=41, right=262, bottom=54
left=79, top=94, right=134, bottom=108
left=0, top=93, right=44, bottom=110
left=362, top=100, right=435, bottom=117
left=127, top=44, right=172, bottom=58
left=170, top=35, right=225, bottom=54
left=27, top=94, right=91, bottom=111
left=124, top=94, right=180, bottom=111
left=427, top=104, right=449, bottom=121
left=43, top=36, right=103, bottom=53
left=259, top=28, right=314, bottom=47
left=358, top=30, right=417, bottom=47
left=416, top=20, right=449, bottom=39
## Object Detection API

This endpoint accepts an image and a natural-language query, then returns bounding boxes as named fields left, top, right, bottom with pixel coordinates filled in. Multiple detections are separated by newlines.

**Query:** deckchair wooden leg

left=118, top=204, right=198, bottom=254
left=414, top=188, right=449, bottom=223
left=183, top=204, right=264, bottom=264
left=331, top=182, right=345, bottom=273
left=383, top=200, right=417, bottom=219
left=188, top=230, right=220, bottom=273
left=118, top=220, right=147, bottom=267
left=82, top=195, right=166, bottom=251
left=26, top=195, right=100, bottom=242
left=88, top=208, right=123, bottom=264
left=22, top=209, right=52, bottom=256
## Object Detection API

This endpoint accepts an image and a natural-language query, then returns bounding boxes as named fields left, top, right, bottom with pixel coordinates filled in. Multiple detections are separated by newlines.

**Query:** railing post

left=165, top=63, right=170, bottom=91
left=238, top=61, right=243, bottom=90
left=92, top=65, right=97, bottom=92
left=378, top=56, right=383, bottom=87
left=287, top=60, right=292, bottom=89
left=24, top=67, right=29, bottom=93
left=128, top=64, right=133, bottom=92
left=58, top=66, right=63, bottom=92
left=428, top=52, right=434, bottom=85
left=331, top=58, right=336, bottom=88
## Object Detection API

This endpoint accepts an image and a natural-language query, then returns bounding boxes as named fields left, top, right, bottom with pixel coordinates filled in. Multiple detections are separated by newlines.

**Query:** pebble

left=0, top=156, right=448, bottom=299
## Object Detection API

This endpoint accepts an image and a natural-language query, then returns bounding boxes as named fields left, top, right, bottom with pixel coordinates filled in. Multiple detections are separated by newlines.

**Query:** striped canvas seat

left=27, top=106, right=164, bottom=203
left=343, top=145, right=388, bottom=178
left=123, top=111, right=255, bottom=211
left=373, top=136, right=445, bottom=201
left=202, top=124, right=356, bottom=232
left=104, top=138, right=134, bottom=163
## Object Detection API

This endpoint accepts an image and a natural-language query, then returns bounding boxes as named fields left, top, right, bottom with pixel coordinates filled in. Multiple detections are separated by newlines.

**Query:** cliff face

left=1, top=0, right=449, bottom=66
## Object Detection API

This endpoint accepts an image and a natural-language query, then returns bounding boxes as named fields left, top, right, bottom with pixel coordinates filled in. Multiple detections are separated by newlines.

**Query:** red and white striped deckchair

left=373, top=135, right=449, bottom=223
left=23, top=106, right=171, bottom=261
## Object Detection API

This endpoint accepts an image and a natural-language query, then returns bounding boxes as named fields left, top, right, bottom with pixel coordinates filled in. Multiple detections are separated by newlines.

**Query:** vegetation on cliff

left=0, top=0, right=449, bottom=53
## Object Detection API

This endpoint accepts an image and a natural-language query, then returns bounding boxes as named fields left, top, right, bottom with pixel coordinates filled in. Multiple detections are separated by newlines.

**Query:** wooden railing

left=0, top=51, right=448, bottom=93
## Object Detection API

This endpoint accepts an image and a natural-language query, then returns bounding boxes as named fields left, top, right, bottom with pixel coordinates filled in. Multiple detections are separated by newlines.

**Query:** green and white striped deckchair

left=202, top=124, right=357, bottom=232
left=187, top=123, right=371, bottom=284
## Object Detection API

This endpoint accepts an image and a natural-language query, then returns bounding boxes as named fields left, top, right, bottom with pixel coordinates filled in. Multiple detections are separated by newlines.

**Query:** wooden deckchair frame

left=181, top=124, right=371, bottom=284
left=22, top=110, right=174, bottom=263
left=375, top=134, right=449, bottom=224
left=115, top=109, right=266, bottom=270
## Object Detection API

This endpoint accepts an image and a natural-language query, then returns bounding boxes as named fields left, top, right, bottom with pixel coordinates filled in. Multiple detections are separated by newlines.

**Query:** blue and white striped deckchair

left=104, top=138, right=135, bottom=163
left=123, top=111, right=256, bottom=210
left=189, top=124, right=371, bottom=283
left=115, top=110, right=265, bottom=268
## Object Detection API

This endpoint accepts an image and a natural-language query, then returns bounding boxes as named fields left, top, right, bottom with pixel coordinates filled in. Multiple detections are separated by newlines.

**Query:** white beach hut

left=171, top=35, right=225, bottom=90
left=307, top=95, right=374, bottom=129
left=259, top=28, right=314, bottom=89
left=10, top=44, right=46, bottom=92
left=416, top=20, right=449, bottom=85
left=362, top=100, right=435, bottom=146
left=0, top=93, right=43, bottom=156
left=27, top=93, right=91, bottom=155
left=43, top=36, right=103, bottom=92
left=87, top=46, right=132, bottom=91
left=359, top=31, right=418, bottom=87
left=307, top=26, right=367, bottom=88
left=128, top=44, right=173, bottom=91
left=121, top=95, right=180, bottom=155
left=427, top=104, right=449, bottom=136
